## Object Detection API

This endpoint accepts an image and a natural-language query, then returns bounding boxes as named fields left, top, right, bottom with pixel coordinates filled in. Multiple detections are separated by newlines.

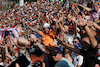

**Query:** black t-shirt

left=80, top=46, right=98, bottom=67
left=46, top=53, right=57, bottom=67
left=0, top=65, right=4, bottom=67
left=29, top=43, right=43, bottom=57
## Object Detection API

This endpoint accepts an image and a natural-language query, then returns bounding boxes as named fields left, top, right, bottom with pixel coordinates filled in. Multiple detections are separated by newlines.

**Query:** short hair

left=17, top=37, right=29, bottom=46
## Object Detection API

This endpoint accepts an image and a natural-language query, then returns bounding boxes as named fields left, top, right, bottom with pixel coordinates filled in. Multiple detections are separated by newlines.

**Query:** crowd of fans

left=0, top=0, right=100, bottom=67
left=0, top=0, right=14, bottom=10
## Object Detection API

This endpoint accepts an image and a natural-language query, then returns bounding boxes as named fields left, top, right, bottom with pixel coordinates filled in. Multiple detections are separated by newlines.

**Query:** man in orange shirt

left=26, top=23, right=55, bottom=47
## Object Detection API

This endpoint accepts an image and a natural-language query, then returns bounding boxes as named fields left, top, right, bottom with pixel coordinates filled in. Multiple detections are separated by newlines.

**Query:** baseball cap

left=52, top=48, right=62, bottom=56
left=35, top=34, right=42, bottom=39
left=68, top=25, right=75, bottom=30
left=43, top=23, right=50, bottom=28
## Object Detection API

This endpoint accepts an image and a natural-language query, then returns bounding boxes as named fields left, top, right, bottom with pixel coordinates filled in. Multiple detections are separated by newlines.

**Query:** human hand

left=70, top=16, right=76, bottom=21
left=76, top=15, right=87, bottom=26
left=55, top=35, right=62, bottom=44
left=30, top=34, right=37, bottom=42
left=87, top=18, right=93, bottom=27
left=53, top=18, right=58, bottom=22
left=58, top=17, right=63, bottom=22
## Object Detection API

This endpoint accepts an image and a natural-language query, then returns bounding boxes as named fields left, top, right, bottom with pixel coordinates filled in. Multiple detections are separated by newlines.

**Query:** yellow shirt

left=39, top=31, right=55, bottom=47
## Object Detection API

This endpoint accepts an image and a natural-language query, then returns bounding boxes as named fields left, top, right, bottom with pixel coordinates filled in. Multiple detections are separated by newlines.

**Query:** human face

left=73, top=39, right=80, bottom=45
left=84, top=11, right=88, bottom=15
left=68, top=29, right=74, bottom=35
left=94, top=4, right=100, bottom=12
left=51, top=25, right=56, bottom=30
left=52, top=53, right=60, bottom=61
left=44, top=27, right=50, bottom=34
left=64, top=26, right=68, bottom=32
left=45, top=49, right=49, bottom=54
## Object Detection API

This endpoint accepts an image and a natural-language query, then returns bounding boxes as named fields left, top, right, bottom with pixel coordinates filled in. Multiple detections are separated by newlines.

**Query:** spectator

left=56, top=15, right=98, bottom=67
left=26, top=22, right=56, bottom=47
left=0, top=0, right=100, bottom=67
left=92, top=1, right=100, bottom=22
left=72, top=37, right=83, bottom=67
left=52, top=47, right=74, bottom=67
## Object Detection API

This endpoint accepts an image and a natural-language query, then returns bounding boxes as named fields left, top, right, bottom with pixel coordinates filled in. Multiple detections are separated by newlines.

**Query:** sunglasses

left=73, top=41, right=78, bottom=43
left=69, top=30, right=73, bottom=32
left=52, top=54, right=57, bottom=56
left=53, top=54, right=57, bottom=56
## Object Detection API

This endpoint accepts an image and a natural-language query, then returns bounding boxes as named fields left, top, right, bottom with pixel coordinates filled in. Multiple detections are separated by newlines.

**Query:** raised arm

left=93, top=22, right=100, bottom=30
left=36, top=42, right=45, bottom=52
left=77, top=15, right=97, bottom=48
left=92, top=22, right=100, bottom=39
left=59, top=22, right=66, bottom=33
left=56, top=36, right=80, bottom=53
left=87, top=18, right=97, bottom=36
left=25, top=23, right=39, bottom=34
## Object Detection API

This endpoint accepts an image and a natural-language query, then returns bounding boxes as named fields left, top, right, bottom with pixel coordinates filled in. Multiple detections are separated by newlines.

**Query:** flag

left=0, top=27, right=19, bottom=43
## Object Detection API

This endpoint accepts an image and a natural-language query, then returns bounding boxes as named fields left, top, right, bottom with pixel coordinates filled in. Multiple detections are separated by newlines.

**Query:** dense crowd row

left=0, top=0, right=100, bottom=67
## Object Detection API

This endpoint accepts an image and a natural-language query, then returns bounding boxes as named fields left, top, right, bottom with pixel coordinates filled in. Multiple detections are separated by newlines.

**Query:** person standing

left=26, top=22, right=55, bottom=47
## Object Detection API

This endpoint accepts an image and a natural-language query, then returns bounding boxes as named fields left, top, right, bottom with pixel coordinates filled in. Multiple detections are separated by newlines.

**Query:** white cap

left=43, top=23, right=50, bottom=28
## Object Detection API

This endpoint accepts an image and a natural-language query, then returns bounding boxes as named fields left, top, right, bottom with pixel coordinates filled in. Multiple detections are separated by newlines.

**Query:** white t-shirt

left=66, top=33, right=75, bottom=45
left=66, top=33, right=81, bottom=45
left=73, top=55, right=83, bottom=67
left=0, top=62, right=4, bottom=66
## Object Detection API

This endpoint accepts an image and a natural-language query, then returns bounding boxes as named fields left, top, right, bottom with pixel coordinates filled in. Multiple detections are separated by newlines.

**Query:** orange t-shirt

left=30, top=54, right=45, bottom=63
left=39, top=31, right=55, bottom=47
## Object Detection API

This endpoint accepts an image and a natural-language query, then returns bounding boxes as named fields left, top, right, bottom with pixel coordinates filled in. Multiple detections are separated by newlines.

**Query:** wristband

left=82, top=23, right=87, bottom=28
